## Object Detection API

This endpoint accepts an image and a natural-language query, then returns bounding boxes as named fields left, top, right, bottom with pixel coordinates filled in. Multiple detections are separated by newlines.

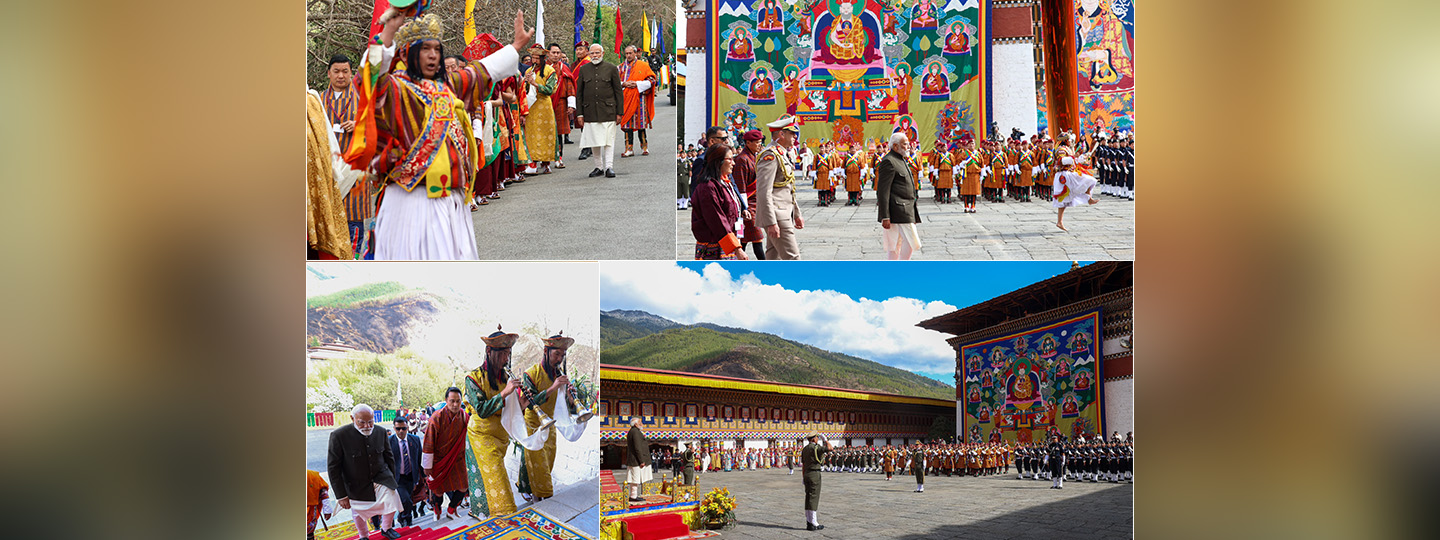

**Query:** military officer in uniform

left=800, top=431, right=831, bottom=531
left=754, top=115, right=805, bottom=260
left=680, top=442, right=697, bottom=486
left=910, top=442, right=927, bottom=493
left=1048, top=435, right=1067, bottom=489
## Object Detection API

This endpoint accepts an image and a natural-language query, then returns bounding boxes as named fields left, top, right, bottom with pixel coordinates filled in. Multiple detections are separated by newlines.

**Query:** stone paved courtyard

left=618, top=467, right=1132, bottom=539
left=678, top=188, right=1135, bottom=260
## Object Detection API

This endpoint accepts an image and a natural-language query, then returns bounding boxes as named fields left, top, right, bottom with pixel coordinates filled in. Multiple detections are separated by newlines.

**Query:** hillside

left=600, top=313, right=953, bottom=400
left=307, top=286, right=439, bottom=353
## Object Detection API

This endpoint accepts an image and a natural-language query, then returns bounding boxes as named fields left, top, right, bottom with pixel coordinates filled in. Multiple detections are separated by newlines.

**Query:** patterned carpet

left=438, top=508, right=592, bottom=540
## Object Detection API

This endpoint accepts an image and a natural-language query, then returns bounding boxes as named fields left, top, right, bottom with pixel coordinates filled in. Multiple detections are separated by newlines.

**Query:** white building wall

left=743, top=439, right=769, bottom=449
left=991, top=42, right=1039, bottom=137
left=1103, top=377, right=1134, bottom=437
left=683, top=51, right=707, bottom=144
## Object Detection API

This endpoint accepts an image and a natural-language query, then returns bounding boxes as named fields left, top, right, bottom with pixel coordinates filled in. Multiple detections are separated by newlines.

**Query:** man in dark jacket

left=875, top=131, right=923, bottom=260
left=388, top=418, right=423, bottom=527
left=328, top=404, right=402, bottom=539
left=574, top=43, right=624, bottom=178
left=624, top=418, right=652, bottom=501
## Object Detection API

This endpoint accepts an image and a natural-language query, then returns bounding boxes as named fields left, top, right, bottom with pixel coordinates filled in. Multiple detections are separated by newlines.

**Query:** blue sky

left=601, top=261, right=1090, bottom=384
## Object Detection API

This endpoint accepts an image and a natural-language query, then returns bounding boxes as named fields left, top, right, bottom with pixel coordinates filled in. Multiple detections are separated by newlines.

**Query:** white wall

left=683, top=55, right=707, bottom=145
left=1103, top=377, right=1134, bottom=437
left=743, top=439, right=769, bottom=449
left=991, top=42, right=1039, bottom=138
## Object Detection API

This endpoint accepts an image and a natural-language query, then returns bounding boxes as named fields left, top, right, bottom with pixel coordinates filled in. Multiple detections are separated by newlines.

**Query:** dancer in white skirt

left=1052, top=156, right=1099, bottom=231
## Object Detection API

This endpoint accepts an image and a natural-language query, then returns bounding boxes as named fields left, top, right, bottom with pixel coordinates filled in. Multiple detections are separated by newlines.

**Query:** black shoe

left=381, top=528, right=401, bottom=539
left=588, top=168, right=603, bottom=177
left=605, top=168, right=616, bottom=178
left=578, top=149, right=592, bottom=159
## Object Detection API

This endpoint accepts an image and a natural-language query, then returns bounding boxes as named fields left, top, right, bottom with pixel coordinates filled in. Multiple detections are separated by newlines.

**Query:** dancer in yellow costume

left=522, top=45, right=558, bottom=173
left=463, top=327, right=522, bottom=518
left=517, top=332, right=574, bottom=501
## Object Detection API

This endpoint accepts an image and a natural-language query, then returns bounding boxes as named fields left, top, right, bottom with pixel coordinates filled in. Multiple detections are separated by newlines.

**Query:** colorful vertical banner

left=575, top=0, right=584, bottom=46
left=959, top=309, right=1103, bottom=444
left=1074, top=0, right=1134, bottom=136
left=707, top=0, right=987, bottom=151
left=614, top=7, right=624, bottom=52
left=643, top=12, right=652, bottom=53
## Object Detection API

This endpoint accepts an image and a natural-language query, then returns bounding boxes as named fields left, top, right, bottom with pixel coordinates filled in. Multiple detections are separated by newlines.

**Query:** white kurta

left=374, top=184, right=479, bottom=260
left=578, top=121, right=618, bottom=149
left=881, top=222, right=923, bottom=254
left=1052, top=171, right=1098, bottom=209
left=349, top=483, right=403, bottom=520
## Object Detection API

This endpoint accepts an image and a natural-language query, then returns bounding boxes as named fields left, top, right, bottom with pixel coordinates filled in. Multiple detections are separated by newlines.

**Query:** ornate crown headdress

left=395, top=13, right=444, bottom=48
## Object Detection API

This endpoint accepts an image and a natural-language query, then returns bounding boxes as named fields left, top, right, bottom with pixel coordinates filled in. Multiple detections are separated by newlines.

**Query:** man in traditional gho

left=521, top=45, right=559, bottom=176
left=345, top=7, right=533, bottom=259
left=618, top=45, right=657, bottom=157
left=462, top=327, right=523, bottom=518
left=930, top=139, right=954, bottom=203
left=547, top=44, right=576, bottom=168
left=575, top=44, right=623, bottom=178
left=518, top=333, right=574, bottom=502
left=318, top=54, right=375, bottom=259
left=421, top=386, right=469, bottom=521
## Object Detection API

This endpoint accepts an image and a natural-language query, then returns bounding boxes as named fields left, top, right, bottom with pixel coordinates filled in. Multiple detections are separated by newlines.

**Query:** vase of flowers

left=699, top=487, right=737, bottom=529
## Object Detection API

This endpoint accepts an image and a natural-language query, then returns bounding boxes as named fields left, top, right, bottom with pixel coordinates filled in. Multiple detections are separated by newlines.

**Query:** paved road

left=618, top=467, right=1132, bottom=539
left=474, top=104, right=677, bottom=260
left=677, top=186, right=1134, bottom=260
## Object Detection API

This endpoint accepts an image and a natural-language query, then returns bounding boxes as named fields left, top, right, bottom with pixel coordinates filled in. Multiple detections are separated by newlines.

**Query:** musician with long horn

left=460, top=326, right=523, bottom=519
left=515, top=331, right=574, bottom=502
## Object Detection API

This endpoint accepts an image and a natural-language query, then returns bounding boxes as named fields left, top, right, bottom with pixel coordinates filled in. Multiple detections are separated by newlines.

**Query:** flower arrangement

left=699, top=487, right=737, bottom=529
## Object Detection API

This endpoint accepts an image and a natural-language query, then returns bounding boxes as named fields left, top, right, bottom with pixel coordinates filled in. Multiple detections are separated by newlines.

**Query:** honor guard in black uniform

left=1048, top=437, right=1067, bottom=489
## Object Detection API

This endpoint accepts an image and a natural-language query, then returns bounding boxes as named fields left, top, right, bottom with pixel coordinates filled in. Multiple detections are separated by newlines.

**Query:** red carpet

left=620, top=513, right=689, bottom=540
left=600, top=470, right=621, bottom=493
left=332, top=525, right=460, bottom=540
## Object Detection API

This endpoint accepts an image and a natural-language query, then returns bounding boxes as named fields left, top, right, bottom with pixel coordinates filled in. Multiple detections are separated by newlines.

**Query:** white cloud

left=601, top=262, right=958, bottom=376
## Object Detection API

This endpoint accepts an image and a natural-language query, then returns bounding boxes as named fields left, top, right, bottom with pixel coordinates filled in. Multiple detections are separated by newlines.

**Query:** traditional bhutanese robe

left=619, top=59, right=656, bottom=131
left=306, top=90, right=353, bottom=259
left=933, top=150, right=955, bottom=189
left=323, top=86, right=374, bottom=251
left=372, top=62, right=500, bottom=201
left=519, top=361, right=561, bottom=499
left=505, top=75, right=530, bottom=165
left=423, top=406, right=470, bottom=494
left=524, top=63, right=559, bottom=162
left=1034, top=148, right=1055, bottom=187
left=961, top=149, right=984, bottom=195
left=550, top=60, right=576, bottom=135
left=463, top=365, right=517, bottom=517
left=813, top=152, right=832, bottom=190
left=844, top=154, right=864, bottom=192
left=907, top=152, right=925, bottom=191
left=1017, top=150, right=1034, bottom=187
left=986, top=151, right=1005, bottom=189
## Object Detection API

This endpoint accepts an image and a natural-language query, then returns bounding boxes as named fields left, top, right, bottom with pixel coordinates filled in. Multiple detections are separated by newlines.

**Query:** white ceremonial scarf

left=498, top=392, right=551, bottom=451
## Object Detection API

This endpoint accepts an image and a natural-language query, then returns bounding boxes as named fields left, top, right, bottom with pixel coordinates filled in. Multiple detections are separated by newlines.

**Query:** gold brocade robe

left=306, top=91, right=353, bottom=259
left=521, top=362, right=560, bottom=498
left=463, top=367, right=517, bottom=517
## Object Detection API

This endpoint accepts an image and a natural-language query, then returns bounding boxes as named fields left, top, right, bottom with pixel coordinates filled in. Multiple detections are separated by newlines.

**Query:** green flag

left=592, top=3, right=601, bottom=44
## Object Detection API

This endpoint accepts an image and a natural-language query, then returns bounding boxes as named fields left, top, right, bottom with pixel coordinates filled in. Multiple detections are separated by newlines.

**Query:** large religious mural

left=1074, top=0, right=1133, bottom=136
left=708, top=0, right=988, bottom=151
left=958, top=309, right=1103, bottom=444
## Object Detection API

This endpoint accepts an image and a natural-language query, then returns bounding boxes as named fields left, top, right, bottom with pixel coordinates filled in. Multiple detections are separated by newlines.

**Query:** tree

left=927, top=415, right=955, bottom=442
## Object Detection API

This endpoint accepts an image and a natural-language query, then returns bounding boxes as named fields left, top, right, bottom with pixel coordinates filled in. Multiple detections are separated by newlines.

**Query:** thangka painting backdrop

left=708, top=0, right=989, bottom=150
left=1075, top=0, right=1133, bottom=136
left=958, top=309, right=1103, bottom=444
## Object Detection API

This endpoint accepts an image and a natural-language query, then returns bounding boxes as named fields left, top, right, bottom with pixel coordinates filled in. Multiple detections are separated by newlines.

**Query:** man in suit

left=755, top=115, right=805, bottom=260
left=624, top=418, right=652, bottom=501
left=575, top=43, right=624, bottom=178
left=327, top=404, right=402, bottom=539
left=388, top=418, right=423, bottom=527
left=876, top=131, right=923, bottom=260
left=800, top=431, right=831, bottom=531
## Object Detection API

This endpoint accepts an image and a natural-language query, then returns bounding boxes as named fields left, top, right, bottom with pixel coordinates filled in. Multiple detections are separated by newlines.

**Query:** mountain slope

left=600, top=316, right=953, bottom=400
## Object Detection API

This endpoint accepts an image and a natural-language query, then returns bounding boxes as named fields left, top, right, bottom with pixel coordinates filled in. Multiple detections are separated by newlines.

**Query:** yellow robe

left=463, top=368, right=517, bottom=517
left=521, top=362, right=560, bottom=498
left=524, top=64, right=558, bottom=162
